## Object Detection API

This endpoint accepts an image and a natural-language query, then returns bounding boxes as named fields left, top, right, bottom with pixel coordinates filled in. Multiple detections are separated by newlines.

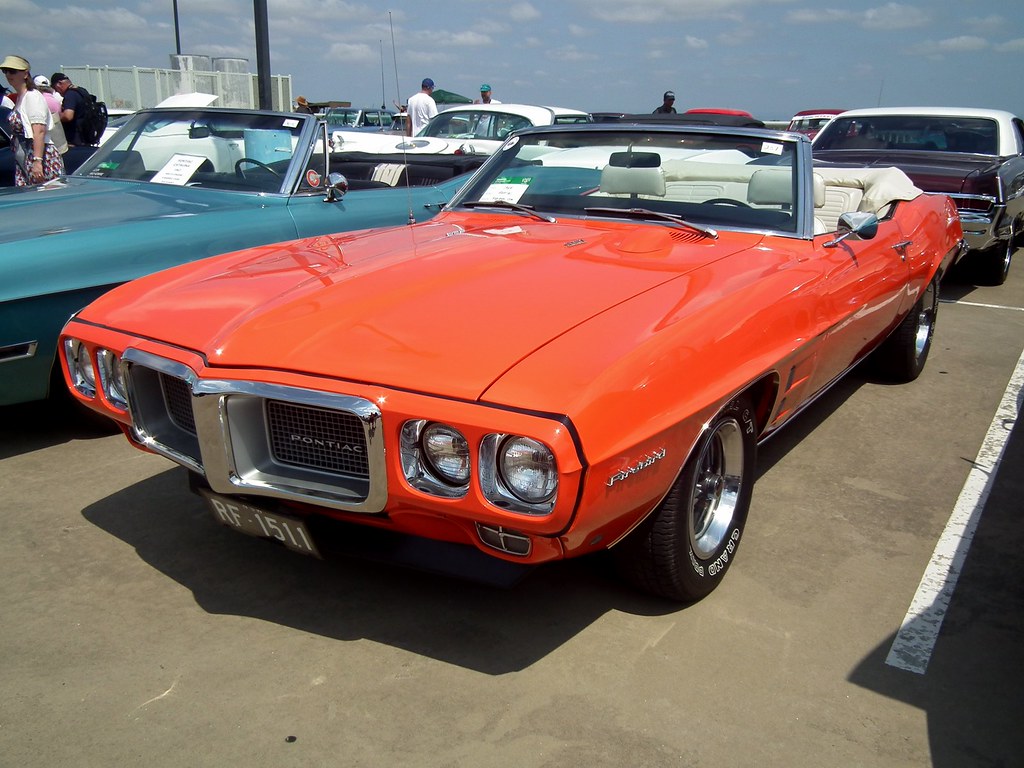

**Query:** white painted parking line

left=886, top=347, right=1024, bottom=674
left=940, top=298, right=1024, bottom=312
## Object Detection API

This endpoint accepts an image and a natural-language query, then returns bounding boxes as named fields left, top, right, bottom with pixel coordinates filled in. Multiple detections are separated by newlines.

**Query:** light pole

left=172, top=0, right=181, bottom=55
left=254, top=0, right=271, bottom=110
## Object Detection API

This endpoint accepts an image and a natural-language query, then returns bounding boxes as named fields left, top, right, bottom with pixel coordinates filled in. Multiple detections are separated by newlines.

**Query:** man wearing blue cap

left=476, top=84, right=500, bottom=104
left=407, top=77, right=438, bottom=136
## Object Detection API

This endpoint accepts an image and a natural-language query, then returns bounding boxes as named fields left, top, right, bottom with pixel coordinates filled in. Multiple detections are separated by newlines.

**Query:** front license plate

left=200, top=490, right=321, bottom=558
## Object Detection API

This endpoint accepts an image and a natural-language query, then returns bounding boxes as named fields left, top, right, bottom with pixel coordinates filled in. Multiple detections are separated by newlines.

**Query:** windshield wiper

left=584, top=207, right=718, bottom=239
left=461, top=200, right=556, bottom=223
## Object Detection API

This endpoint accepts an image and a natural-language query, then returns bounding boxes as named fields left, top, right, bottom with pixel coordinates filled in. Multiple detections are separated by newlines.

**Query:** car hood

left=813, top=149, right=1002, bottom=193
left=331, top=131, right=455, bottom=154
left=330, top=131, right=500, bottom=156
left=0, top=177, right=242, bottom=245
left=85, top=214, right=756, bottom=401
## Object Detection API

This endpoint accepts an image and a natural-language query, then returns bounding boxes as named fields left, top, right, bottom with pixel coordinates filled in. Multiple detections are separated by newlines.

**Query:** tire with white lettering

left=614, top=396, right=756, bottom=602
left=870, top=275, right=938, bottom=383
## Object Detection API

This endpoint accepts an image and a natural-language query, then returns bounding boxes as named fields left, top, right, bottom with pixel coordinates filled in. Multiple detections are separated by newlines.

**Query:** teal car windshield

left=74, top=109, right=313, bottom=193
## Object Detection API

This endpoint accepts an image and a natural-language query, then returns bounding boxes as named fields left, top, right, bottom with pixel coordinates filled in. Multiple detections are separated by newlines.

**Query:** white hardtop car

left=812, top=106, right=1022, bottom=156
left=331, top=103, right=590, bottom=156
left=812, top=105, right=1024, bottom=284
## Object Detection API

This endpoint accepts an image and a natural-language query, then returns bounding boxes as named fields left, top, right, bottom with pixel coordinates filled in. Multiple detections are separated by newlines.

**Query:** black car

left=813, top=107, right=1024, bottom=285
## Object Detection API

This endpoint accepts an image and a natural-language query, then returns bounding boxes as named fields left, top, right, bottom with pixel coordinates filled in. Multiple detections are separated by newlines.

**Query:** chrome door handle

left=892, top=240, right=912, bottom=261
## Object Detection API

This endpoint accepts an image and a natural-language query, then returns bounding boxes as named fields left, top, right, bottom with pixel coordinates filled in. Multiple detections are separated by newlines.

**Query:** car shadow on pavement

left=847, top=399, right=1024, bottom=767
left=80, top=466, right=681, bottom=675
left=939, top=256, right=1009, bottom=299
left=0, top=398, right=119, bottom=460
left=755, top=371, right=864, bottom=478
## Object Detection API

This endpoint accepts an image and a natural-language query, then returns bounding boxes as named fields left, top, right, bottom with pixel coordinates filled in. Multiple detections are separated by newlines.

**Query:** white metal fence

left=59, top=65, right=293, bottom=112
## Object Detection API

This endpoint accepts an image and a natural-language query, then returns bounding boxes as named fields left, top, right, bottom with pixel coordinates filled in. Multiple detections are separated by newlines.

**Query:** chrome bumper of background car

left=949, top=196, right=1005, bottom=251
left=122, top=348, right=388, bottom=514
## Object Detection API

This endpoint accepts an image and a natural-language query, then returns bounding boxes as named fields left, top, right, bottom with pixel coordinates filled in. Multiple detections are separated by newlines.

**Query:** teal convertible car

left=0, top=107, right=474, bottom=406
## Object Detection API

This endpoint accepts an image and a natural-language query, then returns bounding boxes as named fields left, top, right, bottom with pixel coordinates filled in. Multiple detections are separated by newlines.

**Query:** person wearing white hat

left=32, top=74, right=67, bottom=155
left=1, top=54, right=65, bottom=184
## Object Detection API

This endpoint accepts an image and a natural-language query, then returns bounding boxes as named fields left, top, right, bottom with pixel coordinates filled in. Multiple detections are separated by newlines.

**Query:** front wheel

left=614, top=396, right=756, bottom=602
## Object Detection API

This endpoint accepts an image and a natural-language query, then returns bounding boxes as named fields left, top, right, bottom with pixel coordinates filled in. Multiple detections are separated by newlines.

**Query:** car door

left=807, top=217, right=912, bottom=392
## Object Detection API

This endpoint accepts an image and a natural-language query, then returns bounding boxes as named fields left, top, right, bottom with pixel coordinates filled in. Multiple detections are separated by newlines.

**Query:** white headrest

left=746, top=169, right=793, bottom=206
left=599, top=165, right=666, bottom=197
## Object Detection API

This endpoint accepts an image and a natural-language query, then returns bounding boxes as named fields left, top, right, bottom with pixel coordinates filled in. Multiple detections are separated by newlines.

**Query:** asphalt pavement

left=1, top=257, right=1022, bottom=768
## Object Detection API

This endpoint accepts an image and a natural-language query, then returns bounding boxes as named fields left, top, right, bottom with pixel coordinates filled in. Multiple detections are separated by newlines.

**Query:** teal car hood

left=0, top=177, right=305, bottom=305
left=0, top=177, right=255, bottom=245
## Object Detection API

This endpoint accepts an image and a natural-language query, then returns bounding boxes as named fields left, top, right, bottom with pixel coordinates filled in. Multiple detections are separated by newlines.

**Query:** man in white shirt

left=407, top=78, right=438, bottom=136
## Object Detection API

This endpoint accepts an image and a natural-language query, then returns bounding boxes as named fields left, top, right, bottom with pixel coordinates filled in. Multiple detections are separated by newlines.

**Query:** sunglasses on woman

left=2, top=68, right=23, bottom=75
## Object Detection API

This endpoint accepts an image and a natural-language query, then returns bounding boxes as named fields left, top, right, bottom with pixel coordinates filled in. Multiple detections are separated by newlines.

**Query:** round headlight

left=65, top=339, right=96, bottom=396
left=97, top=349, right=128, bottom=409
left=421, top=423, right=471, bottom=486
left=499, top=437, right=557, bottom=503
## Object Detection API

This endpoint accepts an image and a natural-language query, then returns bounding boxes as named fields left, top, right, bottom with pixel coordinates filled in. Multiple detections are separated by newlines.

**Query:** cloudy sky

left=3, top=0, right=1021, bottom=119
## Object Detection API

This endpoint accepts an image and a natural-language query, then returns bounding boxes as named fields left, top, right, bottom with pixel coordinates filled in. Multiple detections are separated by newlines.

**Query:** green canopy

left=432, top=88, right=473, bottom=105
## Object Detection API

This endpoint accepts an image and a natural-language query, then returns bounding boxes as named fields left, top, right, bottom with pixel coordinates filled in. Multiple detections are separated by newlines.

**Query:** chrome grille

left=120, top=347, right=386, bottom=512
left=267, top=400, right=369, bottom=478
left=161, top=374, right=197, bottom=435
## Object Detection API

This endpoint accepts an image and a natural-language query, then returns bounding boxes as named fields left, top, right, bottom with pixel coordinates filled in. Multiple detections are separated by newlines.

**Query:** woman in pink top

left=33, top=74, right=68, bottom=154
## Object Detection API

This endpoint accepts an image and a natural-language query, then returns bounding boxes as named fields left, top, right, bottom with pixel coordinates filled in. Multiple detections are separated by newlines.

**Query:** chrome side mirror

left=823, top=211, right=879, bottom=248
left=324, top=172, right=349, bottom=202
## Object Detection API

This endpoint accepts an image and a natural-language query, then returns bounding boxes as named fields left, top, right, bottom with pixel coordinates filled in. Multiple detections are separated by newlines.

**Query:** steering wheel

left=234, top=158, right=281, bottom=179
left=703, top=198, right=750, bottom=208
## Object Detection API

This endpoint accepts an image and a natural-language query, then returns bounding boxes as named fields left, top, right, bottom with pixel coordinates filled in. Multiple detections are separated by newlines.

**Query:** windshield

left=789, top=117, right=834, bottom=133
left=815, top=115, right=998, bottom=154
left=73, top=108, right=314, bottom=193
left=420, top=110, right=533, bottom=141
left=325, top=109, right=360, bottom=127
left=451, top=128, right=800, bottom=234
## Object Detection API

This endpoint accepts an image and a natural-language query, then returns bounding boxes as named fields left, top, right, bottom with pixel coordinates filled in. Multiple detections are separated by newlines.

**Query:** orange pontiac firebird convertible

left=60, top=123, right=963, bottom=602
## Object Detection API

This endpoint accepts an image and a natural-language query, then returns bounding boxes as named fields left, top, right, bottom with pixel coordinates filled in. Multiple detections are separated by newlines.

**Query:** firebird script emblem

left=607, top=448, right=666, bottom=487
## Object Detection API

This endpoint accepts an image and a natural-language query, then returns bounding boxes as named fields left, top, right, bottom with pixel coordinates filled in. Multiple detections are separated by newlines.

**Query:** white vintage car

left=331, top=103, right=590, bottom=156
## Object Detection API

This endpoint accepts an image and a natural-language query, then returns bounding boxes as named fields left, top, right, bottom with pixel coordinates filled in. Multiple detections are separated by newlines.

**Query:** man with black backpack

left=50, top=72, right=106, bottom=148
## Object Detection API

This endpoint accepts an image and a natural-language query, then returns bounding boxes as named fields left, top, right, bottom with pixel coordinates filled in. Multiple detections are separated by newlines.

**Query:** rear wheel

left=973, top=234, right=1013, bottom=286
left=614, top=396, right=756, bottom=602
left=871, top=276, right=938, bottom=382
